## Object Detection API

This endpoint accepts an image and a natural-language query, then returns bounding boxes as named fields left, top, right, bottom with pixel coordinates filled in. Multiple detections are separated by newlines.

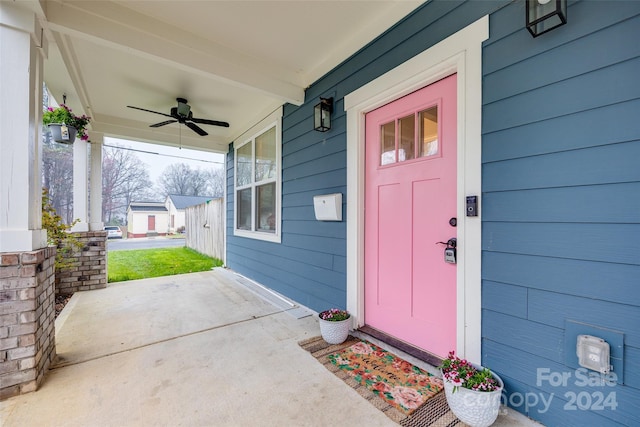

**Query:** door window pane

left=236, top=142, right=253, bottom=186
left=236, top=188, right=252, bottom=230
left=255, top=127, right=276, bottom=182
left=256, top=182, right=276, bottom=233
left=419, top=107, right=438, bottom=157
left=380, top=121, right=396, bottom=165
left=398, top=114, right=415, bottom=162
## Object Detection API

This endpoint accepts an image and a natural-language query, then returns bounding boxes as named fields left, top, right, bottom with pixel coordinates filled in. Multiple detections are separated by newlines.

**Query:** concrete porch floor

left=1, top=268, right=540, bottom=426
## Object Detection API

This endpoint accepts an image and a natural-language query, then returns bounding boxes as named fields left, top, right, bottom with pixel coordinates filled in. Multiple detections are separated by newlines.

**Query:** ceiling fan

left=127, top=97, right=229, bottom=136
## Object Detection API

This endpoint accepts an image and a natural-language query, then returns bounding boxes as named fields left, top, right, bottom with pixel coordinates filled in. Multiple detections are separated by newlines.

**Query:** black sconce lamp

left=314, top=97, right=333, bottom=132
left=526, top=0, right=567, bottom=37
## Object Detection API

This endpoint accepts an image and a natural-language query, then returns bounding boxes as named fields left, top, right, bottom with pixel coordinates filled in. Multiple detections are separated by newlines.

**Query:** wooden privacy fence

left=185, top=197, right=224, bottom=262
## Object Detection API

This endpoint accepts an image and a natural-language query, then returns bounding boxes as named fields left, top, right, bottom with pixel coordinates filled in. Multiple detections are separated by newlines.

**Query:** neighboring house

left=226, top=2, right=640, bottom=427
left=126, top=202, right=169, bottom=238
left=165, top=194, right=215, bottom=233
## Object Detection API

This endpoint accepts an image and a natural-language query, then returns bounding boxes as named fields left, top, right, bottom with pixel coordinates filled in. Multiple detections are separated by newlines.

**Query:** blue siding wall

left=226, top=0, right=508, bottom=312
left=482, top=1, right=640, bottom=426
left=226, top=1, right=639, bottom=425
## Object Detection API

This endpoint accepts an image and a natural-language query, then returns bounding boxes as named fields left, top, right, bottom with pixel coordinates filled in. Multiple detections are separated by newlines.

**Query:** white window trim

left=233, top=107, right=282, bottom=243
left=344, top=16, right=488, bottom=364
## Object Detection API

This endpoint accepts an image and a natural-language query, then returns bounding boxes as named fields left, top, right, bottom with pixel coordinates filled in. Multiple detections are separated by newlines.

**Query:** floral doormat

left=299, top=336, right=466, bottom=426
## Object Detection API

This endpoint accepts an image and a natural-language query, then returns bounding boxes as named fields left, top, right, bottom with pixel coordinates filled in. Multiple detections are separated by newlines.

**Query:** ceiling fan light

left=177, top=99, right=191, bottom=117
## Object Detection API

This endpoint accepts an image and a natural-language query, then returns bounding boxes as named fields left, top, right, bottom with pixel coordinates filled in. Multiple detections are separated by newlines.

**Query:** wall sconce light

left=526, top=0, right=567, bottom=38
left=314, top=97, right=333, bottom=132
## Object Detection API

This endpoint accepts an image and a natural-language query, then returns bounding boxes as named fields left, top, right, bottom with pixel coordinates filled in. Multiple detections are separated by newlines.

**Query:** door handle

left=436, top=238, right=456, bottom=248
left=436, top=238, right=457, bottom=264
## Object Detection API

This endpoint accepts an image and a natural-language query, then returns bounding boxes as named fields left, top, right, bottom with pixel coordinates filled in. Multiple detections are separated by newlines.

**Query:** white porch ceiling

left=30, top=0, right=423, bottom=153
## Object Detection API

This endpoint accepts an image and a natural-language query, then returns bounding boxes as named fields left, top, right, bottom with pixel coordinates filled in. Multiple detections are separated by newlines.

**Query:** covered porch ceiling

left=26, top=0, right=423, bottom=153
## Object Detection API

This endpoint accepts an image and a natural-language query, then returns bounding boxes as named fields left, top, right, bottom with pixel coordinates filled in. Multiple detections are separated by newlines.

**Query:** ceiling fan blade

left=185, top=121, right=208, bottom=136
left=127, top=105, right=173, bottom=118
left=150, top=120, right=177, bottom=128
left=190, top=117, right=230, bottom=128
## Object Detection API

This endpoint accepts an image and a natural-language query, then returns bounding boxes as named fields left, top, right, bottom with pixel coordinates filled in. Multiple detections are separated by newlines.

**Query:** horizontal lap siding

left=485, top=342, right=637, bottom=427
left=483, top=1, right=640, bottom=425
left=225, top=106, right=351, bottom=309
left=225, top=0, right=507, bottom=313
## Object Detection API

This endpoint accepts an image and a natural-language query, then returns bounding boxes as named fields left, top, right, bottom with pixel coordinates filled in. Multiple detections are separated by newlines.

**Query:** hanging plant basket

left=48, top=123, right=78, bottom=144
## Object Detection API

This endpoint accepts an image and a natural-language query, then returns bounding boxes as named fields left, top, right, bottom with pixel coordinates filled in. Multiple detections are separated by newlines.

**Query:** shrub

left=42, top=188, right=82, bottom=269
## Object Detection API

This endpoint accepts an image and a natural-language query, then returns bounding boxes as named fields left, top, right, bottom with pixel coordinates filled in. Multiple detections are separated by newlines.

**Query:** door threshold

left=356, top=325, right=444, bottom=370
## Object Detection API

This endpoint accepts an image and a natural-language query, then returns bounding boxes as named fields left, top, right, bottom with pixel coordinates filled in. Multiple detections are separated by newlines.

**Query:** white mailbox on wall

left=313, top=193, right=342, bottom=221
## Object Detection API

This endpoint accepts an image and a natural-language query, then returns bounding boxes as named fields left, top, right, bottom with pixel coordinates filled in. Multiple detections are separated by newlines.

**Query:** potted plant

left=318, top=308, right=351, bottom=344
left=42, top=104, right=91, bottom=144
left=440, top=351, right=504, bottom=427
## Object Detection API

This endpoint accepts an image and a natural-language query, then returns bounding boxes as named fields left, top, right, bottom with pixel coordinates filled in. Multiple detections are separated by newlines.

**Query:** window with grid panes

left=234, top=120, right=281, bottom=242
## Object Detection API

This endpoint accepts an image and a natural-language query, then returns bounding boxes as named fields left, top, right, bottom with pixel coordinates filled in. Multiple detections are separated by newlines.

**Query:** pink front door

left=364, top=74, right=457, bottom=357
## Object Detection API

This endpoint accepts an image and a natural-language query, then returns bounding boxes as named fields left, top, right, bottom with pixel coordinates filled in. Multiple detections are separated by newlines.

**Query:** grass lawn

left=108, top=247, right=223, bottom=283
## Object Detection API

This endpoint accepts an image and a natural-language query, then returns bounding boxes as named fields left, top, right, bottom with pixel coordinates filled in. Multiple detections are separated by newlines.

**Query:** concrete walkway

left=1, top=269, right=538, bottom=427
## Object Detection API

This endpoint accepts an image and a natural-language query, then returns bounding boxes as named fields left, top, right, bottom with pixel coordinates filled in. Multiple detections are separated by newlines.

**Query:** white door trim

left=344, top=15, right=488, bottom=363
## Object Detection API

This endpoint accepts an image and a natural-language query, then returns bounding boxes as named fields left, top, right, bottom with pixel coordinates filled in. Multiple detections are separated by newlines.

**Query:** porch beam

left=51, top=30, right=92, bottom=120
left=91, top=114, right=230, bottom=154
left=43, top=1, right=305, bottom=105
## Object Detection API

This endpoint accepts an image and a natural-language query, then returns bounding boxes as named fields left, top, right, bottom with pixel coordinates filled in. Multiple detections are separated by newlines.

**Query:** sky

left=104, top=137, right=225, bottom=184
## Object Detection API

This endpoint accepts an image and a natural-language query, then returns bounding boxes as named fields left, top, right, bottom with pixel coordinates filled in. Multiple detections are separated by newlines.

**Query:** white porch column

left=71, top=138, right=89, bottom=232
left=0, top=4, right=48, bottom=252
left=89, top=133, right=104, bottom=231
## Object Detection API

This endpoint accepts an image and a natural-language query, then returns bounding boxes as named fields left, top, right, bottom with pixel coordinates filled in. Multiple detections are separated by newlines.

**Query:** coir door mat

left=299, top=336, right=467, bottom=426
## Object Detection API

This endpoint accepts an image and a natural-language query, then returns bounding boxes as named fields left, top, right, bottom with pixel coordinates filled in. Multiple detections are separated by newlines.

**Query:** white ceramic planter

left=318, top=316, right=351, bottom=344
left=443, top=364, right=504, bottom=427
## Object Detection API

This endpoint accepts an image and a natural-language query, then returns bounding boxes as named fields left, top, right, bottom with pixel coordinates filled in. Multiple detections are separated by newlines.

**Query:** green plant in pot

left=42, top=104, right=91, bottom=143
left=42, top=188, right=82, bottom=269
left=439, top=351, right=504, bottom=427
left=318, top=308, right=351, bottom=344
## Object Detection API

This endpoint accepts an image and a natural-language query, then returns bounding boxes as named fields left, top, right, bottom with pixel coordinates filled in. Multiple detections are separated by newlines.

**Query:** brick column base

left=0, top=247, right=57, bottom=400
left=56, top=231, right=107, bottom=295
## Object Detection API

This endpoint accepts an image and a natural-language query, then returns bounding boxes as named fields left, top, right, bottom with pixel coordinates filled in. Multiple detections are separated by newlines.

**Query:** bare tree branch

left=207, top=167, right=225, bottom=198
left=102, top=144, right=154, bottom=224
left=158, top=163, right=222, bottom=197
left=42, top=139, right=74, bottom=224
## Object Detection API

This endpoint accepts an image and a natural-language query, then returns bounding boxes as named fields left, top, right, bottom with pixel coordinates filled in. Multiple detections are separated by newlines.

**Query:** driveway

left=107, top=236, right=186, bottom=251
left=0, top=269, right=537, bottom=427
